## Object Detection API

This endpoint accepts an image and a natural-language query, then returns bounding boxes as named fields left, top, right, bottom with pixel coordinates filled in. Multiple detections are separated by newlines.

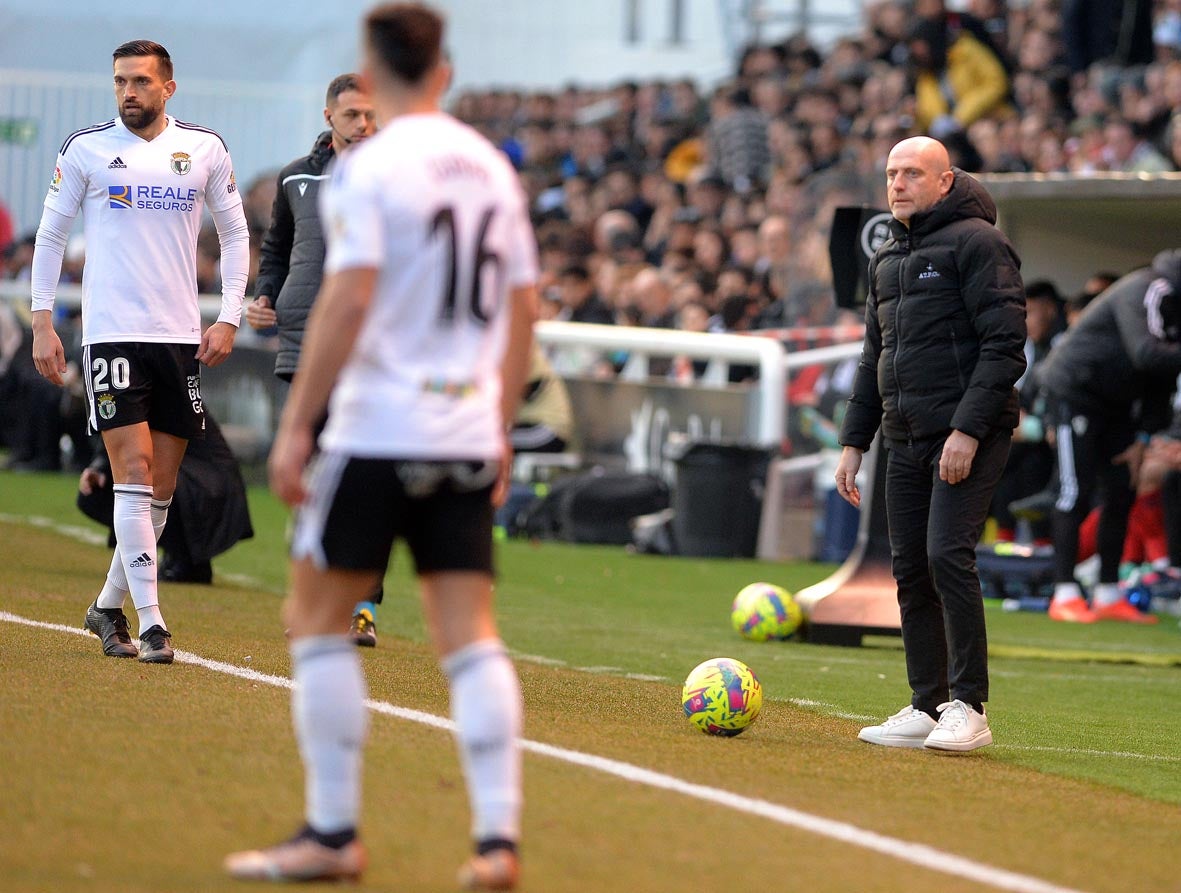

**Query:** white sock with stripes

left=291, top=635, right=369, bottom=834
left=443, top=639, right=523, bottom=844
left=97, top=495, right=172, bottom=612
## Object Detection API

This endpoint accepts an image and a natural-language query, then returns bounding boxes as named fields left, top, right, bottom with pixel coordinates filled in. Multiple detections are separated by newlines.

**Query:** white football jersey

left=318, top=112, right=538, bottom=460
left=43, top=115, right=243, bottom=345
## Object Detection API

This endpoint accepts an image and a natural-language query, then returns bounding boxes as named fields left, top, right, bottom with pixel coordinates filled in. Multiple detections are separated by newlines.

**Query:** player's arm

left=268, top=267, right=376, bottom=506
left=197, top=202, right=250, bottom=366
left=499, top=284, right=539, bottom=430
left=249, top=170, right=295, bottom=330
left=29, top=205, right=77, bottom=385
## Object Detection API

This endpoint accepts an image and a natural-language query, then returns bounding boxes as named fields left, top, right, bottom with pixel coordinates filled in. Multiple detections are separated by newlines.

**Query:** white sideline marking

left=3, top=611, right=1091, bottom=893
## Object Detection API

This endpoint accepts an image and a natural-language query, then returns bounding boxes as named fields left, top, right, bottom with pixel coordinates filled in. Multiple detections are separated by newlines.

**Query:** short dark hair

left=364, top=3, right=444, bottom=85
left=112, top=40, right=173, bottom=81
left=326, top=73, right=363, bottom=105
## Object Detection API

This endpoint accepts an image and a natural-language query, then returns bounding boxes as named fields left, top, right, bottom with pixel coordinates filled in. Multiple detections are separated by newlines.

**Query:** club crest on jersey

left=49, top=166, right=63, bottom=195
left=108, top=185, right=133, bottom=209
left=97, top=394, right=116, bottom=420
left=170, top=151, right=192, bottom=176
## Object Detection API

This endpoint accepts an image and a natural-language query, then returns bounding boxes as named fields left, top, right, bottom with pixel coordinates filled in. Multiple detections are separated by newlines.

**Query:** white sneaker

left=924, top=700, right=992, bottom=752
left=858, top=705, right=937, bottom=748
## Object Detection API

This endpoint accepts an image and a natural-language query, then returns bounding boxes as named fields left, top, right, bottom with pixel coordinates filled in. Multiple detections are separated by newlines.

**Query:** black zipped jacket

left=839, top=169, right=1026, bottom=450
left=1036, top=249, right=1181, bottom=433
left=254, top=131, right=335, bottom=380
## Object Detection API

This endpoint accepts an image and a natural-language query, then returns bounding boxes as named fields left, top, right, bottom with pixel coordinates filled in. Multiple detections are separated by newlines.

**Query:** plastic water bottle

left=1002, top=595, right=1051, bottom=612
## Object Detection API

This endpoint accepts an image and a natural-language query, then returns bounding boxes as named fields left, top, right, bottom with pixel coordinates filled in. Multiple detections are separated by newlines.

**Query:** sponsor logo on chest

left=917, top=263, right=941, bottom=281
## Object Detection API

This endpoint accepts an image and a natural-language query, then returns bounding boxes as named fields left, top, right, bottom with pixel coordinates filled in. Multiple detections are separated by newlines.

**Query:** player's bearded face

left=113, top=56, right=171, bottom=132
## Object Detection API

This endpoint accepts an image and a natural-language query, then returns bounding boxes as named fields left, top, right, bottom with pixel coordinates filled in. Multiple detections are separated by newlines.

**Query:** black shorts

left=83, top=342, right=205, bottom=439
left=291, top=453, right=498, bottom=576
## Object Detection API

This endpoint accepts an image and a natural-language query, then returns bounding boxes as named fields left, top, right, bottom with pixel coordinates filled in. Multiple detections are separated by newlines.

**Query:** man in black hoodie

left=1036, top=250, right=1181, bottom=625
left=835, top=137, right=1026, bottom=752
left=245, top=74, right=380, bottom=646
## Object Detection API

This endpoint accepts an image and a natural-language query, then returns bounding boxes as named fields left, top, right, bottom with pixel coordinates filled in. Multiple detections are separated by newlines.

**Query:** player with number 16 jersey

left=317, top=111, right=537, bottom=460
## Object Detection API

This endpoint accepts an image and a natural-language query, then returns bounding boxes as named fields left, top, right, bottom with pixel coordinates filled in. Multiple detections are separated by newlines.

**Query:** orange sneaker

left=1048, top=597, right=1097, bottom=623
left=1093, top=599, right=1160, bottom=624
left=458, top=848, right=519, bottom=891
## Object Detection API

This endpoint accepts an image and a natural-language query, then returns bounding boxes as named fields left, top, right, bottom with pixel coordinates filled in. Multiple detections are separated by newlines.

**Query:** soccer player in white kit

left=224, top=4, right=537, bottom=890
left=30, top=40, right=249, bottom=664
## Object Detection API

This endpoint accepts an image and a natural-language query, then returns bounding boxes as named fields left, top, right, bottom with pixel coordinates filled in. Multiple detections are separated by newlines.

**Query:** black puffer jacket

left=840, top=169, right=1026, bottom=450
left=1037, top=249, right=1181, bottom=433
left=254, top=131, right=335, bottom=380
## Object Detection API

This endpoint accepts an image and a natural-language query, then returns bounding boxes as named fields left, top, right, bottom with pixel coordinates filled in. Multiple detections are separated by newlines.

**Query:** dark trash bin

left=672, top=442, right=774, bottom=557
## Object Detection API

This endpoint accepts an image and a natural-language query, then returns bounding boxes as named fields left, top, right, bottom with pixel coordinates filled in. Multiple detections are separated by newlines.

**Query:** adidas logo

left=128, top=551, right=155, bottom=568
left=108, top=156, right=127, bottom=169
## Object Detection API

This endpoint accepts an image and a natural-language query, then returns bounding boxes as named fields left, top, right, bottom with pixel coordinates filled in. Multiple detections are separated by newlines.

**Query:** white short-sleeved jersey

left=43, top=115, right=243, bottom=345
left=318, top=112, right=538, bottom=460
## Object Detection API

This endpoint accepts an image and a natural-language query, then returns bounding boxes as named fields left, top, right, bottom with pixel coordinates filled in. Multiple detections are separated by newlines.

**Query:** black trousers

left=1047, top=399, right=1136, bottom=585
left=885, top=428, right=1011, bottom=711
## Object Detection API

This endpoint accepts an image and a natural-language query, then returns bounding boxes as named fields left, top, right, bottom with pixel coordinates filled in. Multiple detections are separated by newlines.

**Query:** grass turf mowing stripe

left=1, top=610, right=1092, bottom=893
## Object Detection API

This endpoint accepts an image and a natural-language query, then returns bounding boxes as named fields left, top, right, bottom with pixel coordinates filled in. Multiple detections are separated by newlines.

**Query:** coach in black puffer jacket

left=252, top=130, right=334, bottom=382
left=840, top=164, right=1026, bottom=449
left=835, top=138, right=1025, bottom=752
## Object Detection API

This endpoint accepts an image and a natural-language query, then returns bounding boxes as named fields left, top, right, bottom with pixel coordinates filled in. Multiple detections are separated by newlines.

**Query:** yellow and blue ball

left=681, top=657, right=763, bottom=736
left=730, top=582, right=803, bottom=641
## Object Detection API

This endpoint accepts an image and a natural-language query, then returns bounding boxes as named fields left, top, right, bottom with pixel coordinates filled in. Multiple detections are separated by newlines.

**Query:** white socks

left=1091, top=582, right=1122, bottom=608
left=443, top=639, right=523, bottom=844
left=102, top=485, right=168, bottom=634
left=291, top=635, right=369, bottom=834
left=97, top=493, right=172, bottom=616
left=1052, top=582, right=1084, bottom=604
left=288, top=634, right=521, bottom=843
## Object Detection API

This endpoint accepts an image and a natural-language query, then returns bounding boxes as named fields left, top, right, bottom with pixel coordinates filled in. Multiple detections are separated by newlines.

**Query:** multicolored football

left=681, top=657, right=763, bottom=736
left=730, top=582, right=803, bottom=641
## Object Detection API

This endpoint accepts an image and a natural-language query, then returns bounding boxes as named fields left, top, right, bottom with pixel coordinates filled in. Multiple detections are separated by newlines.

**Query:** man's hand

left=1113, top=439, right=1146, bottom=491
left=939, top=429, right=979, bottom=485
left=245, top=296, right=277, bottom=331
left=78, top=467, right=107, bottom=496
left=493, top=433, right=514, bottom=508
left=31, top=311, right=67, bottom=386
left=268, top=424, right=315, bottom=507
left=196, top=321, right=238, bottom=367
left=835, top=445, right=863, bottom=507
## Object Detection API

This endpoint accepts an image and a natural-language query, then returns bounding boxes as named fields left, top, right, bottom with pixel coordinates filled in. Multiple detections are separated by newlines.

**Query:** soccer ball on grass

left=681, top=657, right=763, bottom=736
left=731, top=582, right=802, bottom=641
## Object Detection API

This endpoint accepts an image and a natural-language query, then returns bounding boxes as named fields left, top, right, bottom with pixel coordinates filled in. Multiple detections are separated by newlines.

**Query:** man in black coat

left=244, top=74, right=383, bottom=646
left=1036, top=249, right=1181, bottom=624
left=835, top=136, right=1026, bottom=752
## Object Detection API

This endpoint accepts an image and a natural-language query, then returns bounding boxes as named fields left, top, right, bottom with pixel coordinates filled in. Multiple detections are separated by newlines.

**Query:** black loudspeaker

left=829, top=206, right=892, bottom=310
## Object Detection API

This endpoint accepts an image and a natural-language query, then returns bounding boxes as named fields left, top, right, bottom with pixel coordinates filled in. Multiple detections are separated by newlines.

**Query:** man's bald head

left=885, top=136, right=954, bottom=226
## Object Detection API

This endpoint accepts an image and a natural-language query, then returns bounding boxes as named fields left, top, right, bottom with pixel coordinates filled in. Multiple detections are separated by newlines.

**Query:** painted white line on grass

left=994, top=744, right=1181, bottom=763
left=3, top=611, right=1091, bottom=893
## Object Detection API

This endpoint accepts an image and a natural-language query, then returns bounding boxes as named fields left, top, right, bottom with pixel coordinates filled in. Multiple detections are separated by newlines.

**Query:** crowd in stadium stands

left=3, top=0, right=1181, bottom=568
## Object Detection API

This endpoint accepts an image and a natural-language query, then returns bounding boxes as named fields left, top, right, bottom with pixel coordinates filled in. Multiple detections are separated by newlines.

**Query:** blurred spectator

left=908, top=9, right=1012, bottom=139
left=705, top=87, right=770, bottom=192
left=556, top=262, right=614, bottom=324
left=1102, top=115, right=1173, bottom=171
